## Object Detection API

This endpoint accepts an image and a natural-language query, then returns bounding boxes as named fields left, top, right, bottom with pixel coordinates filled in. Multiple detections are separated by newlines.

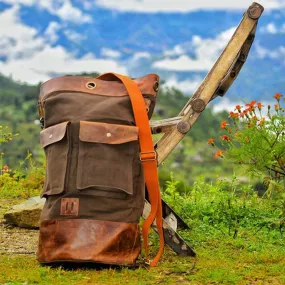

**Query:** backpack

left=37, top=73, right=164, bottom=267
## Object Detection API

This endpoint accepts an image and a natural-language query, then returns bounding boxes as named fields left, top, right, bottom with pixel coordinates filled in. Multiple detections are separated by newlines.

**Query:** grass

left=1, top=200, right=284, bottom=285
left=0, top=168, right=284, bottom=284
left=1, top=237, right=284, bottom=285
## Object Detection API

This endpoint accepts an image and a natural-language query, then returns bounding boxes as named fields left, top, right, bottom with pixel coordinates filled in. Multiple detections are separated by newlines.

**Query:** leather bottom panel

left=37, top=219, right=140, bottom=266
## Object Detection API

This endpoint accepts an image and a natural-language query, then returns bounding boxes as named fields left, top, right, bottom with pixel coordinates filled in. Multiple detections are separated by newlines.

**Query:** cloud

left=53, top=0, right=92, bottom=24
left=44, top=22, right=61, bottom=43
left=101, top=48, right=121, bottom=58
left=64, top=29, right=86, bottom=42
left=132, top=51, right=151, bottom=61
left=0, top=5, right=44, bottom=59
left=0, top=5, right=126, bottom=84
left=153, top=27, right=235, bottom=72
left=260, top=22, right=285, bottom=34
left=212, top=97, right=275, bottom=114
left=0, top=0, right=34, bottom=5
left=256, top=43, right=285, bottom=62
left=0, top=46, right=127, bottom=84
left=163, top=76, right=202, bottom=94
left=94, top=0, right=284, bottom=13
left=163, top=45, right=185, bottom=57
left=1, top=0, right=92, bottom=24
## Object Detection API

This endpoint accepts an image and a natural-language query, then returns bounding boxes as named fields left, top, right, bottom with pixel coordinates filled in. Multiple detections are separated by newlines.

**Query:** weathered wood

left=143, top=2, right=264, bottom=257
left=155, top=3, right=264, bottom=165
left=150, top=116, right=182, bottom=134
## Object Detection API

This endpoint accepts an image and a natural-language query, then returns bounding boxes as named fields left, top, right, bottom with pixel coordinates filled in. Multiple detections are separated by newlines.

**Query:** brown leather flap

left=40, top=122, right=69, bottom=148
left=39, top=74, right=160, bottom=99
left=79, top=121, right=138, bottom=144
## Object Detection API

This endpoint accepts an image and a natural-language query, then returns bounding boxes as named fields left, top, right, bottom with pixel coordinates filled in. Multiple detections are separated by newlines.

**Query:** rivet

left=247, top=3, right=263, bottom=19
left=153, top=81, right=159, bottom=92
left=86, top=82, right=96, bottom=89
left=106, top=133, right=112, bottom=137
left=49, top=134, right=53, bottom=139
left=177, top=121, right=191, bottom=134
left=192, top=99, right=206, bottom=112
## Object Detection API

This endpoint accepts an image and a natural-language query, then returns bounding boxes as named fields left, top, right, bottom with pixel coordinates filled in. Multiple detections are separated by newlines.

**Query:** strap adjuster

left=140, top=151, right=157, bottom=162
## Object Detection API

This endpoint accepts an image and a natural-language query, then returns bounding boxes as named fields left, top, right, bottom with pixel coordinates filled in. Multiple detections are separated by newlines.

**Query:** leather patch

left=60, top=198, right=79, bottom=216
left=40, top=121, right=69, bottom=149
left=37, top=219, right=141, bottom=266
left=79, top=121, right=138, bottom=144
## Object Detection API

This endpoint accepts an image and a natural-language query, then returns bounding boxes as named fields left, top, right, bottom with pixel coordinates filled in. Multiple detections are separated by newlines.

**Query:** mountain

left=0, top=1, right=284, bottom=105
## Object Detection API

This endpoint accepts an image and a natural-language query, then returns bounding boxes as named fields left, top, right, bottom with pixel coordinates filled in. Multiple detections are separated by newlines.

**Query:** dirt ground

left=0, top=220, right=38, bottom=255
left=0, top=199, right=38, bottom=256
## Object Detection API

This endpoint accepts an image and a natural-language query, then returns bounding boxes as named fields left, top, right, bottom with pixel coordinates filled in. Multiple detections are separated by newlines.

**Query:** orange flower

left=273, top=93, right=282, bottom=100
left=2, top=165, right=9, bottom=173
left=221, top=135, right=231, bottom=142
left=220, top=121, right=228, bottom=129
left=245, top=100, right=256, bottom=108
left=274, top=104, right=279, bottom=111
left=235, top=105, right=242, bottom=112
left=229, top=112, right=239, bottom=119
left=207, top=138, right=215, bottom=145
left=259, top=117, right=265, bottom=125
left=214, top=150, right=224, bottom=158
left=245, top=106, right=254, bottom=113
left=257, top=102, right=264, bottom=109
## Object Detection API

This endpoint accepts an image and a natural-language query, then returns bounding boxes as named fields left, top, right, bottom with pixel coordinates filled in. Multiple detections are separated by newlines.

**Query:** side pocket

left=77, top=121, right=139, bottom=198
left=40, top=121, right=70, bottom=197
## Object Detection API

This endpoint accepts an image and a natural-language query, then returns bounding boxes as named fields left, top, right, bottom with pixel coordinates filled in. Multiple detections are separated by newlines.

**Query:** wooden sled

left=144, top=2, right=264, bottom=256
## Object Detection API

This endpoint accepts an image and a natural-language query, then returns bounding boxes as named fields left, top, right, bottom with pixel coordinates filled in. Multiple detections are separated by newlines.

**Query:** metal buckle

left=140, top=151, right=157, bottom=162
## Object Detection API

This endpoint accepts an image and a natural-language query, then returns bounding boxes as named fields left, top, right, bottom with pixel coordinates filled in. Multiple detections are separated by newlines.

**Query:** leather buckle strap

left=140, top=151, right=157, bottom=162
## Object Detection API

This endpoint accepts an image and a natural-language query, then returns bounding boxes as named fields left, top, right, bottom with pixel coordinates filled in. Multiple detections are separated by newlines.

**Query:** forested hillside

left=0, top=73, right=230, bottom=186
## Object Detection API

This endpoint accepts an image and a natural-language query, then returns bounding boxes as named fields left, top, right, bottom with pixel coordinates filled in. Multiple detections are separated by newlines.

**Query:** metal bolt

left=177, top=121, right=191, bottom=134
left=106, top=133, right=111, bottom=137
left=192, top=99, right=206, bottom=112
left=248, top=3, right=264, bottom=19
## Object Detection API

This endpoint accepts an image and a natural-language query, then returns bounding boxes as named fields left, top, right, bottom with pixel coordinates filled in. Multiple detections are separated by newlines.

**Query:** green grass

left=0, top=171, right=284, bottom=284
left=1, top=221, right=284, bottom=285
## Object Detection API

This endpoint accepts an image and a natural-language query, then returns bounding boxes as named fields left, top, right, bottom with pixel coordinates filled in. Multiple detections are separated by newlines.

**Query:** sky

left=0, top=0, right=284, bottom=111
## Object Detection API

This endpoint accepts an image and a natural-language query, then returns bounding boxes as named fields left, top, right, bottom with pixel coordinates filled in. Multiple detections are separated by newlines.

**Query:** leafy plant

left=163, top=174, right=285, bottom=239
left=0, top=125, right=18, bottom=175
left=208, top=93, right=285, bottom=185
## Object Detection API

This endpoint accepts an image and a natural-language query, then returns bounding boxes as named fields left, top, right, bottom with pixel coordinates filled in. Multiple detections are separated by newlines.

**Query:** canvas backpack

left=37, top=73, right=164, bottom=267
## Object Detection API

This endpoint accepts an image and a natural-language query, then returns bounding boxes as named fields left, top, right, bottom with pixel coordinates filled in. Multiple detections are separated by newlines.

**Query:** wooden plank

left=150, top=116, right=182, bottom=134
left=155, top=3, right=264, bottom=165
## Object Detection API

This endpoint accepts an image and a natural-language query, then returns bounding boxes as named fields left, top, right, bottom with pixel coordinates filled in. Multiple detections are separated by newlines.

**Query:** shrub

left=208, top=93, right=285, bottom=188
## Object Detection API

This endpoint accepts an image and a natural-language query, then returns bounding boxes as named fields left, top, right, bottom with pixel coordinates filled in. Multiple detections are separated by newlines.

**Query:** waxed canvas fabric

left=37, top=75, right=159, bottom=265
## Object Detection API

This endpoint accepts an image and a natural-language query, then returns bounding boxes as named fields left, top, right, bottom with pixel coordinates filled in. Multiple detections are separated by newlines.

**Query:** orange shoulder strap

left=97, top=72, right=164, bottom=266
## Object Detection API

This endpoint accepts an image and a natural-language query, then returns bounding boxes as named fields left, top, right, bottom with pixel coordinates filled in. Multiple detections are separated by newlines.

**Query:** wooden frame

left=145, top=2, right=264, bottom=256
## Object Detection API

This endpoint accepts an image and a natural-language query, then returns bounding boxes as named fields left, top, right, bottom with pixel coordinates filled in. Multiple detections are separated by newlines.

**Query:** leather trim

left=40, top=74, right=159, bottom=100
left=79, top=121, right=138, bottom=144
left=40, top=122, right=69, bottom=148
left=37, top=219, right=141, bottom=266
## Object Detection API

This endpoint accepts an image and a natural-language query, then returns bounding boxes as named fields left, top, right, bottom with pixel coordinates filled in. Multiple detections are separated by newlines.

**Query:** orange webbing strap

left=97, top=72, right=164, bottom=266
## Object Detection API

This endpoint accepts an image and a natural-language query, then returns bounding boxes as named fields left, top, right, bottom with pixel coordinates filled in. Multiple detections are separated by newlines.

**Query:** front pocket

left=77, top=121, right=139, bottom=198
left=40, top=121, right=70, bottom=197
